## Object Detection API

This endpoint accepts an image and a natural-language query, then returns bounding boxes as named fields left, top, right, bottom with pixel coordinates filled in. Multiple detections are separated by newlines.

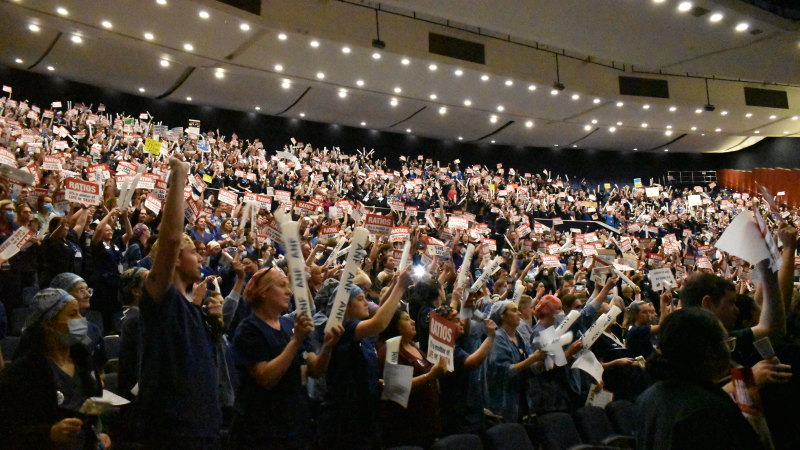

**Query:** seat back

left=104, top=372, right=119, bottom=395
left=431, top=433, right=483, bottom=450
left=85, top=310, right=104, bottom=336
left=573, top=406, right=615, bottom=445
left=0, top=336, right=21, bottom=360
left=9, top=307, right=32, bottom=336
left=534, top=412, right=583, bottom=450
left=605, top=400, right=637, bottom=436
left=485, top=423, right=534, bottom=450
left=103, top=334, right=121, bottom=359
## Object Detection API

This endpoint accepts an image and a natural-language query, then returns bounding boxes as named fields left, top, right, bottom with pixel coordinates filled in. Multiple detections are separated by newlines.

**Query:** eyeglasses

left=723, top=336, right=736, bottom=353
left=80, top=287, right=94, bottom=297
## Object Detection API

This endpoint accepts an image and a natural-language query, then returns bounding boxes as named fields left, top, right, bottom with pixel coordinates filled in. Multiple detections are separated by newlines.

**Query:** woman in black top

left=0, top=288, right=110, bottom=449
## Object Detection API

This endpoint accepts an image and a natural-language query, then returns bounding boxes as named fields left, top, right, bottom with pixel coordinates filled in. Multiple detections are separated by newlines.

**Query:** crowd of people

left=0, top=94, right=798, bottom=450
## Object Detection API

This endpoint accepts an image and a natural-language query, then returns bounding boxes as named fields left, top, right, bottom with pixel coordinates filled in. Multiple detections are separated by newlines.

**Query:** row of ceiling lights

left=655, top=0, right=752, bottom=32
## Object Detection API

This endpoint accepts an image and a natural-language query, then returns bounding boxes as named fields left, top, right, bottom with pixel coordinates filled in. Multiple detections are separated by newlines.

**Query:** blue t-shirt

left=137, top=284, right=220, bottom=438
left=230, top=314, right=311, bottom=445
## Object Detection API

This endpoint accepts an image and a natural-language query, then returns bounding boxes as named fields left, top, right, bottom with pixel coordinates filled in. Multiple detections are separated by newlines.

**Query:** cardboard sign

left=482, top=238, right=496, bottom=252
left=294, top=201, right=318, bottom=216
left=144, top=193, right=162, bottom=215
left=42, top=155, right=62, bottom=171
left=319, top=225, right=340, bottom=242
left=274, top=190, right=292, bottom=206
left=218, top=189, right=237, bottom=206
left=516, top=223, right=531, bottom=237
left=448, top=216, right=468, bottom=231
left=0, top=226, right=35, bottom=261
left=425, top=236, right=448, bottom=258
left=365, top=213, right=393, bottom=236
left=64, top=178, right=101, bottom=206
left=144, top=138, right=161, bottom=155
left=0, top=147, right=16, bottom=167
left=390, top=226, right=410, bottom=243
left=648, top=268, right=677, bottom=292
left=541, top=255, right=561, bottom=268
left=645, top=187, right=660, bottom=198
left=390, top=200, right=405, bottom=212
left=426, top=312, right=458, bottom=371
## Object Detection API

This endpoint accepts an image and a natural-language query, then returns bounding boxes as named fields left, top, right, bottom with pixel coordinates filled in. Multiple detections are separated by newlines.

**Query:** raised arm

left=144, top=158, right=187, bottom=301
left=355, top=267, right=410, bottom=340
left=751, top=259, right=786, bottom=340
left=777, top=223, right=797, bottom=313
left=71, top=206, right=89, bottom=238
left=464, top=319, right=497, bottom=369
left=91, top=207, right=118, bottom=246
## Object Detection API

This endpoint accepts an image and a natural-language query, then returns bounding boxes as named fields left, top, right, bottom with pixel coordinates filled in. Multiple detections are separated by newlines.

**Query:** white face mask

left=61, top=317, right=90, bottom=346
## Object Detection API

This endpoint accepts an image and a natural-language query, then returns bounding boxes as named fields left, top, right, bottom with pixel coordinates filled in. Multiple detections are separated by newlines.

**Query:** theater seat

left=104, top=372, right=119, bottom=395
left=573, top=406, right=635, bottom=449
left=0, top=336, right=20, bottom=360
left=103, top=335, right=121, bottom=359
left=431, top=433, right=483, bottom=450
left=8, top=307, right=32, bottom=336
left=605, top=400, right=637, bottom=436
left=534, top=412, right=583, bottom=450
left=485, top=423, right=534, bottom=450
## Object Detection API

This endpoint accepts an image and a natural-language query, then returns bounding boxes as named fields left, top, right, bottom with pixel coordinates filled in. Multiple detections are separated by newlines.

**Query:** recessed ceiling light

left=653, top=0, right=665, bottom=3
left=571, top=94, right=580, bottom=100
left=56, top=6, right=69, bottom=16
left=46, top=65, right=54, bottom=71
left=745, top=112, right=753, bottom=117
left=665, top=130, right=673, bottom=136
left=338, top=89, right=347, bottom=98
left=463, top=99, right=472, bottom=106
left=641, top=123, right=648, bottom=128
left=491, top=140, right=496, bottom=144
left=299, top=112, right=305, bottom=117
left=144, top=32, right=154, bottom=40
left=496, top=105, right=505, bottom=112
left=792, top=116, right=798, bottom=120
left=554, top=144, right=559, bottom=147
left=14, top=58, right=23, bottom=64
left=215, top=70, right=224, bottom=79
left=783, top=131, right=790, bottom=135
left=310, top=40, right=319, bottom=48
left=669, top=106, right=677, bottom=112
left=28, top=24, right=40, bottom=32
left=528, top=84, right=537, bottom=91
left=406, top=128, right=412, bottom=133
left=393, top=87, right=402, bottom=94
left=720, top=110, right=728, bottom=115
left=735, top=22, right=749, bottom=32
left=454, top=69, right=463, bottom=76
left=642, top=104, right=650, bottom=110
left=695, top=108, right=703, bottom=114
left=101, top=20, right=113, bottom=29
left=390, top=98, right=398, bottom=106
left=138, top=87, right=145, bottom=93
left=356, top=79, right=364, bottom=87
left=550, top=89, right=559, bottom=95
left=677, top=2, right=693, bottom=12
left=593, top=98, right=601, bottom=104
left=715, top=128, right=722, bottom=132
left=341, top=46, right=351, bottom=54
left=609, top=126, right=617, bottom=133
left=633, top=148, right=639, bottom=151
left=281, top=81, right=291, bottom=89
left=666, top=125, right=673, bottom=129
left=616, top=101, right=624, bottom=107
left=505, top=80, right=513, bottom=86
left=616, top=121, right=623, bottom=126
left=769, top=114, right=777, bottom=119
left=186, top=96, right=192, bottom=101
left=278, top=33, right=287, bottom=40
left=490, top=115, right=498, bottom=123
left=71, top=35, right=82, bottom=44
left=240, top=23, right=250, bottom=31
left=573, top=145, right=578, bottom=148
left=691, top=126, right=697, bottom=130
left=183, top=43, right=194, bottom=51
left=255, top=106, right=261, bottom=111
left=525, top=120, right=534, bottom=128
left=591, top=119, right=598, bottom=124
left=709, top=12, right=724, bottom=22
left=584, top=125, right=592, bottom=131
left=274, top=64, right=283, bottom=72
left=198, top=10, right=210, bottom=19
left=316, top=72, right=325, bottom=79
left=458, top=136, right=463, bottom=140
left=372, top=52, right=381, bottom=60
left=401, top=58, right=410, bottom=65
left=429, top=94, right=437, bottom=100
left=361, top=121, right=366, bottom=126
left=664, top=148, right=669, bottom=152
left=428, top=64, right=437, bottom=71
left=481, top=74, right=489, bottom=81
left=754, top=130, right=760, bottom=134
left=156, top=0, right=167, bottom=5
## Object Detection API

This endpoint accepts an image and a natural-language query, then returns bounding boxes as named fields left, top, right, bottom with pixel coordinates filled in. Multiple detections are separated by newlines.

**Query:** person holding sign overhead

left=319, top=266, right=411, bottom=450
left=229, top=266, right=343, bottom=449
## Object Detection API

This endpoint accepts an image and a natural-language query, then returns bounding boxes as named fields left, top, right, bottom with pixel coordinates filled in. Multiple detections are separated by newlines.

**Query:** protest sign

left=64, top=178, right=101, bottom=206
left=0, top=226, right=35, bottom=261
left=426, top=312, right=458, bottom=371
left=365, top=213, right=393, bottom=236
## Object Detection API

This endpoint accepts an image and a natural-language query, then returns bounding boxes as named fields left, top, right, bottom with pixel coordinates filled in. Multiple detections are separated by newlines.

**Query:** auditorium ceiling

left=1, top=0, right=799, bottom=153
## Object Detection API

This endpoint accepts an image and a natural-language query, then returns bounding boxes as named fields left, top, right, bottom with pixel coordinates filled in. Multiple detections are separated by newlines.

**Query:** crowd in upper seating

left=0, top=93, right=799, bottom=449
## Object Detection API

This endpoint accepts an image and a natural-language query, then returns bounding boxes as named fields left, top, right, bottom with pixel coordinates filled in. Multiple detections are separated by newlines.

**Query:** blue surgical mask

left=3, top=210, right=16, bottom=223
left=43, top=204, right=54, bottom=214
left=61, top=317, right=90, bottom=346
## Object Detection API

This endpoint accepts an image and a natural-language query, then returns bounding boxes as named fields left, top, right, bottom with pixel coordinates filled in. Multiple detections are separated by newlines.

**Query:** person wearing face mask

left=0, top=288, right=111, bottom=449
left=635, top=308, right=762, bottom=450
left=49, top=272, right=107, bottom=368
left=35, top=195, right=60, bottom=238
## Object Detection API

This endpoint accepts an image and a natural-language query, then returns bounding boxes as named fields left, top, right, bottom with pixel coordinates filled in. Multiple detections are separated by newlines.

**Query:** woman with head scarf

left=229, top=266, right=343, bottom=449
left=485, top=300, right=545, bottom=422
left=49, top=272, right=107, bottom=368
left=122, top=222, right=151, bottom=270
left=0, top=288, right=111, bottom=449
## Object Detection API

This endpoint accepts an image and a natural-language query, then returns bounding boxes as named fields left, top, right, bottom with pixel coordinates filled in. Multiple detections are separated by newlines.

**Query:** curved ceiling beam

left=382, top=106, right=427, bottom=129
left=470, top=120, right=515, bottom=142
left=276, top=86, right=312, bottom=115
left=156, top=67, right=196, bottom=99
left=27, top=32, right=62, bottom=70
